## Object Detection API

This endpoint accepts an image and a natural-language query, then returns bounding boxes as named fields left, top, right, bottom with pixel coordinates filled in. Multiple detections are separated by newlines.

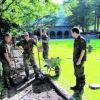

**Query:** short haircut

left=23, top=32, right=29, bottom=35
left=71, top=27, right=80, bottom=34
left=4, top=33, right=11, bottom=38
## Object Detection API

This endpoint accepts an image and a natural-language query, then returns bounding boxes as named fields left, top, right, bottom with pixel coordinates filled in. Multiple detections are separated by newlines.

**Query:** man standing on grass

left=70, top=27, right=87, bottom=93
left=41, top=30, right=49, bottom=61
left=16, top=32, right=39, bottom=81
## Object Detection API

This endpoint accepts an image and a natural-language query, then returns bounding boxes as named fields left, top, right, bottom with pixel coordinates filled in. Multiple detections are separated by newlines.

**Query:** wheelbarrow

left=44, top=57, right=61, bottom=76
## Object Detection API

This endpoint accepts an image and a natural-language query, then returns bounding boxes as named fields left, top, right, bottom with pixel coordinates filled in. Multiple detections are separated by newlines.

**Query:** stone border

left=47, top=77, right=74, bottom=100
left=89, top=84, right=100, bottom=90
left=40, top=70, right=74, bottom=100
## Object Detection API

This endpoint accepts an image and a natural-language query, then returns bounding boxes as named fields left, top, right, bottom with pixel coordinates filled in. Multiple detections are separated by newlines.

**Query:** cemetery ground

left=0, top=39, right=100, bottom=100
left=35, top=39, right=100, bottom=100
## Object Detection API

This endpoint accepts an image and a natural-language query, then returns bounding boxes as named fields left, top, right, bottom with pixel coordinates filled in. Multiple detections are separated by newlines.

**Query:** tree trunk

left=97, top=17, right=100, bottom=32
left=94, top=13, right=97, bottom=32
left=82, top=26, right=85, bottom=33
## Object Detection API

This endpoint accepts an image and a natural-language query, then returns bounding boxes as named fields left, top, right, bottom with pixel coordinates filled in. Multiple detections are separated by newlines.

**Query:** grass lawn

left=34, top=39, right=100, bottom=100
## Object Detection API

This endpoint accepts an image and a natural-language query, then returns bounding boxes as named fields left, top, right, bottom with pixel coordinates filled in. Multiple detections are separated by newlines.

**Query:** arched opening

left=57, top=31, right=62, bottom=39
left=64, top=31, right=69, bottom=38
left=50, top=31, right=56, bottom=39
left=99, top=35, right=100, bottom=39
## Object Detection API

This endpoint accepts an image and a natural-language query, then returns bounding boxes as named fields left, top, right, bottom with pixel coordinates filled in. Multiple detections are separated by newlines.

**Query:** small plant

left=44, top=57, right=62, bottom=76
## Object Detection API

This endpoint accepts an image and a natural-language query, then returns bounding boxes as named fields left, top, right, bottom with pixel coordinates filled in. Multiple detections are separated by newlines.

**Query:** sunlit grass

left=35, top=39, right=100, bottom=100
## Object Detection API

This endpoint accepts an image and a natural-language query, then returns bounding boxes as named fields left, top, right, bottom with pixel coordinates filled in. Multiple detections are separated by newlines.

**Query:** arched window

left=57, top=31, right=62, bottom=39
left=50, top=31, right=56, bottom=39
left=64, top=31, right=69, bottom=38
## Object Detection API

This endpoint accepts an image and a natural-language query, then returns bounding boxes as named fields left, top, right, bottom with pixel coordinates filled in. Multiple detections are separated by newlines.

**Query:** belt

left=42, top=40, right=48, bottom=43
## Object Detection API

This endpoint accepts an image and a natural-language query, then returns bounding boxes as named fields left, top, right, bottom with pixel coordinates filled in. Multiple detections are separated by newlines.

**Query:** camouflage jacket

left=0, top=41, right=12, bottom=62
left=42, top=34, right=49, bottom=44
left=16, top=38, right=37, bottom=54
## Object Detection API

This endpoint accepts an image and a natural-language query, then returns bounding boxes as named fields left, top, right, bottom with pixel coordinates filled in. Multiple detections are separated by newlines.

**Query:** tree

left=64, top=0, right=100, bottom=32
left=92, top=0, right=100, bottom=32
left=0, top=0, right=59, bottom=35
left=65, top=0, right=92, bottom=32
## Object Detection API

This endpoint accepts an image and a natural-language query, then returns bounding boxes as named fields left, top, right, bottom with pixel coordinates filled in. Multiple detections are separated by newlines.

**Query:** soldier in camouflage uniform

left=0, top=34, right=14, bottom=88
left=16, top=32, right=39, bottom=81
left=41, top=30, right=49, bottom=61
left=70, top=28, right=87, bottom=92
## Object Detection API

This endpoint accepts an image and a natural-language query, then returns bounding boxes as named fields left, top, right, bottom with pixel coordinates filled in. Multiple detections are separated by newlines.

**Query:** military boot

left=70, top=79, right=80, bottom=91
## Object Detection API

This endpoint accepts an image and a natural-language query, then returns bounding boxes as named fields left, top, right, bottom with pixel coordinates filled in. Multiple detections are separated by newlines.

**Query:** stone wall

left=48, top=26, right=72, bottom=39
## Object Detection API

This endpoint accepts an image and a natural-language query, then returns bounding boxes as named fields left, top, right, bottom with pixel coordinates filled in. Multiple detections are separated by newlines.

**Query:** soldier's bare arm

left=76, top=50, right=85, bottom=65
left=4, top=53, right=12, bottom=67
left=76, top=40, right=86, bottom=65
left=31, top=38, right=38, bottom=46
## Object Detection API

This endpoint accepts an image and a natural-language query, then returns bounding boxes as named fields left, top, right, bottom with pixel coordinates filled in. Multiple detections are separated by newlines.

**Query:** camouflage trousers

left=23, top=53, right=39, bottom=77
left=1, top=60, right=12, bottom=87
left=74, top=61, right=85, bottom=87
left=42, top=43, right=49, bottom=60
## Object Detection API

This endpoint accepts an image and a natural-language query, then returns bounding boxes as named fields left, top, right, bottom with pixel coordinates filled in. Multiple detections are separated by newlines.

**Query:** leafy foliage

left=64, top=0, right=100, bottom=32
left=0, top=0, right=59, bottom=35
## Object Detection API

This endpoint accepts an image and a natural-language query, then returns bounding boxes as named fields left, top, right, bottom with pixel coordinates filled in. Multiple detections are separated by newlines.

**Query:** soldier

left=41, top=30, right=49, bottom=61
left=0, top=34, right=14, bottom=88
left=16, top=32, right=39, bottom=81
left=70, top=27, right=87, bottom=92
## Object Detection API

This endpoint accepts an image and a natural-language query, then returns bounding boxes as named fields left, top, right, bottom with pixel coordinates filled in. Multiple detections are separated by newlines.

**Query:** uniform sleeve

left=31, top=39, right=37, bottom=45
left=80, top=39, right=86, bottom=50
left=16, top=40, right=23, bottom=46
left=2, top=45, right=8, bottom=53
